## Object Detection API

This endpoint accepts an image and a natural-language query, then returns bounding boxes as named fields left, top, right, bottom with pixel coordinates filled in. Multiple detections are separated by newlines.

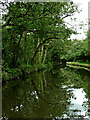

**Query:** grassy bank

left=66, top=62, right=90, bottom=72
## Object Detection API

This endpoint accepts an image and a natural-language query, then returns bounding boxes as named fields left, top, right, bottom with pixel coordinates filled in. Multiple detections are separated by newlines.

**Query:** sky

left=66, top=0, right=90, bottom=40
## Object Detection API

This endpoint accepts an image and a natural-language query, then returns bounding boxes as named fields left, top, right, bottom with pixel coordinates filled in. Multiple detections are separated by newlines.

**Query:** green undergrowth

left=2, top=62, right=53, bottom=81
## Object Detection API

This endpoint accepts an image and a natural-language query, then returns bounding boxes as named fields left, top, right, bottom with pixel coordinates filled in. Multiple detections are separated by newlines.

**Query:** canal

left=2, top=67, right=90, bottom=119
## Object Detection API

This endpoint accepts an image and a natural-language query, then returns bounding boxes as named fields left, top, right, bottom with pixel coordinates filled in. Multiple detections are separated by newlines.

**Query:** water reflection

left=66, top=88, right=88, bottom=117
left=2, top=67, right=89, bottom=118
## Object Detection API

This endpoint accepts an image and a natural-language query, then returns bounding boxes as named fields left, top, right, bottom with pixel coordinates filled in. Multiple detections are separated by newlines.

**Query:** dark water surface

left=2, top=67, right=90, bottom=119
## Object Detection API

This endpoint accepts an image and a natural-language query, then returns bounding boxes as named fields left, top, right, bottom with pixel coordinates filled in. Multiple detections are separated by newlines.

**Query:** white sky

left=66, top=0, right=90, bottom=40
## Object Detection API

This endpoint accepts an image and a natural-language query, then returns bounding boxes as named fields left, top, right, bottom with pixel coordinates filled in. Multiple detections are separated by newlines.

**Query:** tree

left=2, top=1, right=79, bottom=70
left=63, top=38, right=89, bottom=62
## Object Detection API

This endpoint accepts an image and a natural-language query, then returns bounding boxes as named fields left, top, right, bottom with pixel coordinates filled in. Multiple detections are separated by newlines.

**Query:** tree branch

left=31, top=37, right=57, bottom=65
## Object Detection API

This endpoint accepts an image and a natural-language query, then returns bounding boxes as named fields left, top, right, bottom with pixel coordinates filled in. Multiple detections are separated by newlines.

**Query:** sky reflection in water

left=66, top=88, right=88, bottom=117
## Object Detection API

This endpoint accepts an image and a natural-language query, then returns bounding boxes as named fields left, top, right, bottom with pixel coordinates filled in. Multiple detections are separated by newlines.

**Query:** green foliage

left=34, top=63, right=46, bottom=70
left=46, top=62, right=53, bottom=70
left=3, top=67, right=23, bottom=80
left=2, top=2, right=80, bottom=80
left=63, top=38, right=89, bottom=62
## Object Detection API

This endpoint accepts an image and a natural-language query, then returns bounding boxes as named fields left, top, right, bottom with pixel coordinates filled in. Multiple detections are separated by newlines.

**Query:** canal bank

left=66, top=62, right=90, bottom=72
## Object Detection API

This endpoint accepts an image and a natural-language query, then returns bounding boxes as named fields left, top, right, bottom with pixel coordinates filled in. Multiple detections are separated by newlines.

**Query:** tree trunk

left=14, top=33, right=23, bottom=67
left=24, top=31, right=27, bottom=64
left=43, top=45, right=49, bottom=64
left=40, top=45, right=44, bottom=63
left=31, top=37, right=56, bottom=65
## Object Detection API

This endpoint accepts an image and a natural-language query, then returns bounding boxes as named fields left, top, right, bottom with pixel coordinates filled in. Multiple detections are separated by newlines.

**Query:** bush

left=34, top=63, right=46, bottom=71
left=46, top=62, right=53, bottom=70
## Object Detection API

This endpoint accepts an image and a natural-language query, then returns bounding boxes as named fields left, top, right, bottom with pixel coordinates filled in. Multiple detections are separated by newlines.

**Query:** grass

left=66, top=61, right=90, bottom=72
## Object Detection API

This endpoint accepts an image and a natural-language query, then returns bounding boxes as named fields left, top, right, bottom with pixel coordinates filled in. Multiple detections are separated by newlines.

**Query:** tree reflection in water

left=2, top=67, right=89, bottom=119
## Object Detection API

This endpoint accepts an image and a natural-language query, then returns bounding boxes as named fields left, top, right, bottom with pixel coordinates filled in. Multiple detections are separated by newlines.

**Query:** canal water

left=2, top=67, right=90, bottom=119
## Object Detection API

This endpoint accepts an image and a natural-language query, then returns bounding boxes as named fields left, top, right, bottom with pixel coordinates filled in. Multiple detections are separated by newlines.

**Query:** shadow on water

left=2, top=66, right=90, bottom=119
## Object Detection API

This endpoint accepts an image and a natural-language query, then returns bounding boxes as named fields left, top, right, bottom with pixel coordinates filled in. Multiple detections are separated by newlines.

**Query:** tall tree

left=2, top=2, right=79, bottom=69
